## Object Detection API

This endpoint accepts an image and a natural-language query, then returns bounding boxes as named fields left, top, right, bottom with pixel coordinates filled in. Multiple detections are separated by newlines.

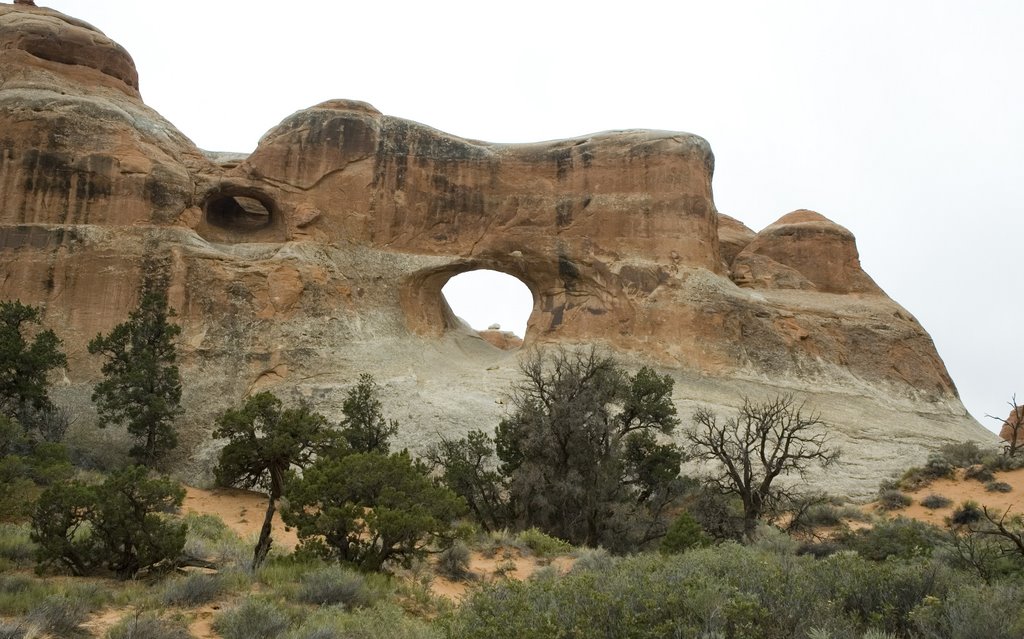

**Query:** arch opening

left=442, top=269, right=534, bottom=349
left=204, top=193, right=274, bottom=231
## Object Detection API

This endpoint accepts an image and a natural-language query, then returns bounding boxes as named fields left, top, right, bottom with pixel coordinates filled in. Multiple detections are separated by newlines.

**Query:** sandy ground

left=872, top=467, right=1024, bottom=525
left=182, top=486, right=299, bottom=549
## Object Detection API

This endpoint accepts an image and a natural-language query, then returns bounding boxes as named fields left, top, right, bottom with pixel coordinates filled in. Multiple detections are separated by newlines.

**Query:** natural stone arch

left=442, top=269, right=534, bottom=349
left=400, top=258, right=550, bottom=344
left=197, top=184, right=286, bottom=243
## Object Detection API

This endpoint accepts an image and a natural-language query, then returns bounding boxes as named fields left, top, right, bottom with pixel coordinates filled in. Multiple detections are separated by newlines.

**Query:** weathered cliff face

left=0, top=4, right=994, bottom=497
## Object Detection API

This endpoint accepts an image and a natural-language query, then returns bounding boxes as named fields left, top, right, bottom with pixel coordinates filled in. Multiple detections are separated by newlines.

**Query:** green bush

left=161, top=573, right=224, bottom=607
left=0, top=524, right=35, bottom=566
left=181, top=513, right=249, bottom=570
left=798, top=503, right=844, bottom=528
left=950, top=501, right=983, bottom=526
left=985, top=480, right=1012, bottom=493
left=31, top=466, right=186, bottom=578
left=920, top=494, right=952, bottom=510
left=436, top=541, right=472, bottom=581
left=447, top=544, right=957, bottom=639
left=690, top=490, right=746, bottom=541
left=877, top=489, right=912, bottom=511
left=897, top=467, right=929, bottom=491
left=752, top=525, right=800, bottom=555
left=569, top=547, right=613, bottom=573
left=214, top=597, right=292, bottom=639
left=515, top=528, right=571, bottom=557
left=295, top=565, right=371, bottom=609
left=288, top=603, right=441, bottom=639
left=912, top=580, right=1024, bottom=639
left=0, top=575, right=53, bottom=617
left=839, top=518, right=945, bottom=561
left=106, top=611, right=192, bottom=639
left=659, top=512, right=710, bottom=554
left=985, top=453, right=1024, bottom=472
left=936, top=441, right=985, bottom=468
left=282, top=452, right=465, bottom=572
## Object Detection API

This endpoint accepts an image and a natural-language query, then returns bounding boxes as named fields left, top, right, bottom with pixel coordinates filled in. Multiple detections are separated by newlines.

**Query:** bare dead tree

left=688, top=395, right=840, bottom=538
left=969, top=506, right=1024, bottom=557
left=987, top=395, right=1024, bottom=458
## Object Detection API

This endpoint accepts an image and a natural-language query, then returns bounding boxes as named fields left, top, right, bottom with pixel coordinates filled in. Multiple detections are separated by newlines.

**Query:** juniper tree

left=0, top=300, right=66, bottom=420
left=88, top=260, right=182, bottom=465
left=339, top=373, right=399, bottom=455
left=491, top=347, right=686, bottom=551
left=213, top=391, right=338, bottom=570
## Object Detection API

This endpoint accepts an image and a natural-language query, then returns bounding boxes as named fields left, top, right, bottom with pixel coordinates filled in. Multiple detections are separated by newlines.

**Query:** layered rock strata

left=0, top=4, right=994, bottom=496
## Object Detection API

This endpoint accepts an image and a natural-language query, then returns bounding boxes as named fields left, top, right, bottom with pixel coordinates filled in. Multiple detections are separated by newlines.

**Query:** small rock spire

left=14, top=0, right=38, bottom=6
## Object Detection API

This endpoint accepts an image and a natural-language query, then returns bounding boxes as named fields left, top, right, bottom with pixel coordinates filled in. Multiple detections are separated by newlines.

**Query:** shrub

left=986, top=453, right=1024, bottom=472
left=752, top=524, right=799, bottom=555
left=106, top=611, right=192, bottom=639
left=950, top=501, right=983, bottom=526
left=798, top=503, right=844, bottom=527
left=288, top=603, right=441, bottom=639
left=877, top=489, right=912, bottom=511
left=448, top=545, right=952, bottom=639
left=985, top=481, right=1012, bottom=493
left=897, top=467, right=930, bottom=491
left=912, top=580, right=1024, bottom=639
left=964, top=465, right=994, bottom=482
left=796, top=540, right=842, bottom=558
left=660, top=512, right=710, bottom=554
left=31, top=466, right=186, bottom=578
left=25, top=594, right=90, bottom=637
left=0, top=621, right=26, bottom=639
left=295, top=565, right=371, bottom=609
left=0, top=575, right=53, bottom=617
left=182, top=513, right=249, bottom=570
left=569, top=547, right=613, bottom=573
left=213, top=598, right=292, bottom=639
left=899, top=455, right=954, bottom=490
left=920, top=494, right=952, bottom=509
left=923, top=454, right=955, bottom=479
left=840, top=518, right=944, bottom=561
left=282, top=452, right=465, bottom=572
left=161, top=573, right=224, bottom=607
left=0, top=524, right=35, bottom=566
left=936, top=441, right=985, bottom=468
left=515, top=528, right=571, bottom=557
left=436, top=541, right=472, bottom=581
left=690, top=489, right=746, bottom=541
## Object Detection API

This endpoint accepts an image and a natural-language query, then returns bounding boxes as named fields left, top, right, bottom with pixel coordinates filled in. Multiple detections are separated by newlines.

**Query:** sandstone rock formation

left=0, top=4, right=995, bottom=497
left=999, top=405, right=1024, bottom=446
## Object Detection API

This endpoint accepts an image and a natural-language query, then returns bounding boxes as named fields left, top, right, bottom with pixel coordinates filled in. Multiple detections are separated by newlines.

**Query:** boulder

left=999, top=406, right=1024, bottom=445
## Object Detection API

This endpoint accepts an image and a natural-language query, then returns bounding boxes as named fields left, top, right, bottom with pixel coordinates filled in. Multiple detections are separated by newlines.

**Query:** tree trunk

left=251, top=467, right=283, bottom=571
left=251, top=497, right=275, bottom=571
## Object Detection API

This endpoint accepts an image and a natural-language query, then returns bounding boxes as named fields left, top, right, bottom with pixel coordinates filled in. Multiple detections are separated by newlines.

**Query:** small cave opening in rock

left=442, top=270, right=534, bottom=349
left=204, top=192, right=274, bottom=231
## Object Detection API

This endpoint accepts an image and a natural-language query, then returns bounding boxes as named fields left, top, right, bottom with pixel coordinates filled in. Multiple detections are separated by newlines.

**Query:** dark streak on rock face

left=0, top=225, right=80, bottom=250
left=20, top=149, right=113, bottom=203
left=427, top=174, right=485, bottom=220
left=555, top=200, right=573, bottom=227
left=558, top=255, right=580, bottom=291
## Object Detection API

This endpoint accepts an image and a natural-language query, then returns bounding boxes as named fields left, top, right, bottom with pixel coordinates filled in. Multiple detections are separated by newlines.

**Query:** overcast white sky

left=45, top=0, right=1023, bottom=432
